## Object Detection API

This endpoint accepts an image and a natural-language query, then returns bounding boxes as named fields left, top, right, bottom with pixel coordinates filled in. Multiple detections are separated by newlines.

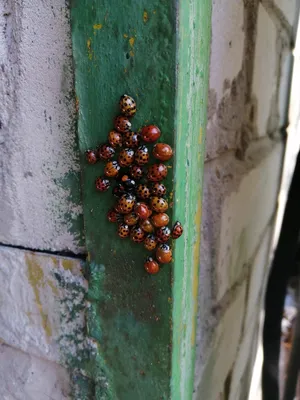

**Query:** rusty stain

left=93, top=23, right=103, bottom=30
left=129, top=37, right=135, bottom=47
left=143, top=11, right=148, bottom=23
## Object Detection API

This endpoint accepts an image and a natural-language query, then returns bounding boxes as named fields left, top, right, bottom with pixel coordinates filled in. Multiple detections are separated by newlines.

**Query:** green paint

left=71, top=0, right=211, bottom=397
left=171, top=1, right=212, bottom=399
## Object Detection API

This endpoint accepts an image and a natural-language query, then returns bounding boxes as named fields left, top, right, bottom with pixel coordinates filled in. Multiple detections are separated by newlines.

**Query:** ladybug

left=139, top=218, right=154, bottom=233
left=107, top=208, right=120, bottom=223
left=104, top=161, right=120, bottom=178
left=130, top=226, right=145, bottom=243
left=98, top=143, right=115, bottom=161
left=114, top=202, right=122, bottom=213
left=135, top=202, right=152, bottom=220
left=136, top=184, right=151, bottom=200
left=95, top=176, right=110, bottom=192
left=108, top=130, right=122, bottom=148
left=156, top=226, right=171, bottom=243
left=113, top=183, right=126, bottom=197
left=172, top=221, right=183, bottom=239
left=144, top=257, right=160, bottom=274
left=140, top=125, right=161, bottom=143
left=114, top=115, right=131, bottom=133
left=153, top=143, right=173, bottom=161
left=118, top=223, right=130, bottom=238
left=147, top=163, right=168, bottom=182
left=135, top=145, right=149, bottom=165
left=85, top=149, right=97, bottom=164
left=156, top=244, right=172, bottom=264
left=118, top=148, right=135, bottom=167
left=150, top=197, right=168, bottom=213
left=120, top=175, right=136, bottom=191
left=119, top=94, right=137, bottom=117
left=124, top=212, right=139, bottom=226
left=144, top=234, right=157, bottom=251
left=151, top=213, right=170, bottom=228
left=122, top=131, right=140, bottom=148
left=151, top=183, right=167, bottom=197
left=118, top=193, right=136, bottom=214
left=129, top=164, right=144, bottom=180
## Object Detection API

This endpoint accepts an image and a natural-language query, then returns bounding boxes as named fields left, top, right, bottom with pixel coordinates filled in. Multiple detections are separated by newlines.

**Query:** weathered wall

left=194, top=1, right=299, bottom=399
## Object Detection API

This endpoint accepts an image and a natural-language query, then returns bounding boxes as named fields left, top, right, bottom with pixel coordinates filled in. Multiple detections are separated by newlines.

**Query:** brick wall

left=194, top=1, right=300, bottom=399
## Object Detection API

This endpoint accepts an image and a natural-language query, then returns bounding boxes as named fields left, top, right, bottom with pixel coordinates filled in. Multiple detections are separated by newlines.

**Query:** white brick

left=252, top=4, right=278, bottom=136
left=0, top=247, right=87, bottom=363
left=274, top=0, right=298, bottom=26
left=0, top=344, right=71, bottom=400
left=194, top=284, right=247, bottom=400
left=0, top=0, right=84, bottom=253
left=209, top=0, right=245, bottom=105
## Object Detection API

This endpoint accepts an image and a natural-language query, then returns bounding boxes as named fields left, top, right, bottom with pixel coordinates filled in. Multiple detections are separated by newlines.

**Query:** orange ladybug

left=140, top=125, right=161, bottom=143
left=172, top=221, right=183, bottom=239
left=156, top=244, right=172, bottom=264
left=144, top=257, right=160, bottom=274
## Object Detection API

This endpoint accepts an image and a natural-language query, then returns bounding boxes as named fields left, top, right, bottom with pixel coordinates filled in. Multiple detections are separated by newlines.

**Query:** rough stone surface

left=0, top=246, right=87, bottom=364
left=0, top=343, right=71, bottom=400
left=0, top=0, right=84, bottom=253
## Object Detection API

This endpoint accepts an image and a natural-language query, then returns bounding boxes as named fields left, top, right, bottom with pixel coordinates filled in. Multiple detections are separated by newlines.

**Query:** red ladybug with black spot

left=172, top=221, right=183, bottom=239
left=119, top=94, right=137, bottom=117
left=114, top=115, right=131, bottom=133
left=136, top=184, right=151, bottom=200
left=118, top=148, right=135, bottom=167
left=108, top=130, right=123, bottom=148
left=140, top=125, right=161, bottom=143
left=98, top=143, right=115, bottom=161
left=135, top=145, right=149, bottom=165
left=144, top=257, right=160, bottom=274
left=118, top=223, right=130, bottom=238
left=151, top=182, right=167, bottom=197
left=156, top=226, right=171, bottom=243
left=139, top=218, right=154, bottom=233
left=147, top=163, right=168, bottom=182
left=104, top=161, right=120, bottom=178
left=144, top=234, right=157, bottom=251
left=107, top=208, right=120, bottom=223
left=150, top=197, right=168, bottom=213
left=130, top=226, right=145, bottom=243
left=85, top=149, right=98, bottom=164
left=129, top=164, right=144, bottom=180
left=156, top=243, right=172, bottom=264
left=118, top=193, right=136, bottom=214
left=122, top=131, right=140, bottom=148
left=95, top=176, right=110, bottom=192
left=135, top=202, right=152, bottom=220
left=124, top=212, right=139, bottom=226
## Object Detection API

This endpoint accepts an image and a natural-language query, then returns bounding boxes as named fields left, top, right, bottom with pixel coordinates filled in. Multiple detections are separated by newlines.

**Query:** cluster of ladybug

left=85, top=94, right=183, bottom=275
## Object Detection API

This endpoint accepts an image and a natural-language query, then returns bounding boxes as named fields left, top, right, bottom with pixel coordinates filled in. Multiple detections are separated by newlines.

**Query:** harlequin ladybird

left=118, top=223, right=130, bottom=238
left=98, top=143, right=115, bottom=161
left=151, top=183, right=167, bottom=197
left=114, top=202, right=122, bottom=213
left=135, top=202, right=152, bottom=220
left=108, top=130, right=122, bottom=148
left=150, top=197, right=168, bottom=213
left=124, top=212, right=139, bottom=226
left=140, top=125, right=161, bottom=143
left=104, top=161, right=120, bottom=178
left=118, top=148, right=135, bottom=167
left=172, top=221, right=183, bottom=239
left=151, top=213, right=170, bottom=228
left=119, top=94, right=137, bottom=117
left=156, top=226, right=171, bottom=243
left=135, top=145, right=149, bottom=165
left=107, top=209, right=120, bottom=223
left=122, top=131, right=140, bottom=148
left=114, top=115, right=131, bottom=133
left=118, top=193, right=136, bottom=214
left=139, top=218, right=154, bottom=233
left=156, top=244, right=172, bottom=264
left=153, top=143, right=173, bottom=161
left=85, top=149, right=98, bottom=164
left=120, top=175, right=136, bottom=191
left=130, top=226, right=145, bottom=243
left=144, top=234, right=157, bottom=251
left=129, top=164, right=144, bottom=180
left=113, top=183, right=126, bottom=197
left=95, top=176, right=111, bottom=192
left=144, top=257, right=160, bottom=274
left=147, top=163, right=168, bottom=182
left=136, top=184, right=151, bottom=200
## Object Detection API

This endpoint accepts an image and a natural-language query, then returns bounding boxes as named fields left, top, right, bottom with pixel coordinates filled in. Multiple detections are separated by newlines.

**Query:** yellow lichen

left=143, top=11, right=148, bottom=23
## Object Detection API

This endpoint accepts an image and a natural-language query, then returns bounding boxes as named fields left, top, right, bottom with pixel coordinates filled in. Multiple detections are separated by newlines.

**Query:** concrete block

left=0, top=343, right=70, bottom=400
left=194, top=284, right=247, bottom=400
left=252, top=4, right=278, bottom=136
left=0, top=246, right=87, bottom=364
left=0, top=0, right=84, bottom=253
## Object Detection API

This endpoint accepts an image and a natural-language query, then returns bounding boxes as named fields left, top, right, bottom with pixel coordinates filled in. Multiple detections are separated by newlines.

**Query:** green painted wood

left=71, top=0, right=211, bottom=398
left=171, top=1, right=212, bottom=399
